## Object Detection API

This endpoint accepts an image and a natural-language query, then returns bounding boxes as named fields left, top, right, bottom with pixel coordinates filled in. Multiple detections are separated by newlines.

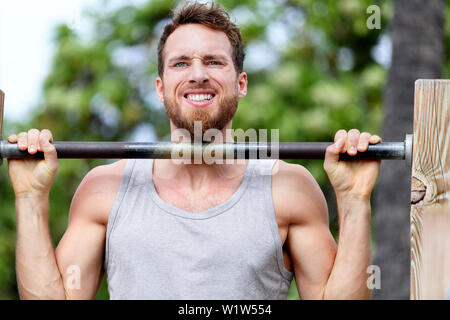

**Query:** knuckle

left=335, top=129, right=347, bottom=141
left=348, top=128, right=360, bottom=135
left=17, top=132, right=27, bottom=146
left=41, top=129, right=54, bottom=141
left=41, top=129, right=52, bottom=136
left=371, top=135, right=382, bottom=143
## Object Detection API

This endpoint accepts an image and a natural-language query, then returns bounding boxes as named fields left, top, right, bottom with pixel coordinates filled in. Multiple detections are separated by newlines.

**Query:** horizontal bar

left=0, top=140, right=405, bottom=161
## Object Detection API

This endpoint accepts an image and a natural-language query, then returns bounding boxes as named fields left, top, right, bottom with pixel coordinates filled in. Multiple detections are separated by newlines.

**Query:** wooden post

left=410, top=79, right=450, bottom=299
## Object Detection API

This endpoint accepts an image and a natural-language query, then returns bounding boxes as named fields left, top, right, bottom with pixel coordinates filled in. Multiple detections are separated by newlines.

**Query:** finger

left=334, top=129, right=347, bottom=152
left=38, top=129, right=54, bottom=151
left=7, top=134, right=17, bottom=143
left=40, top=129, right=54, bottom=142
left=324, top=138, right=345, bottom=170
left=27, top=129, right=40, bottom=154
left=17, top=132, right=28, bottom=151
left=347, top=129, right=360, bottom=156
left=39, top=133, right=58, bottom=169
left=369, top=135, right=382, bottom=144
left=357, top=132, right=372, bottom=152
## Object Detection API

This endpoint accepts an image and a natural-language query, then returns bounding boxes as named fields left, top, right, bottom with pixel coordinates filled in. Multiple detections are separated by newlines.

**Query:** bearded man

left=7, top=1, right=382, bottom=300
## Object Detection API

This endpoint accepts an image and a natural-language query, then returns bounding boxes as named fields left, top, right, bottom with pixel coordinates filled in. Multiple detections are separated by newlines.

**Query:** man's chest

left=150, top=171, right=292, bottom=272
left=153, top=178, right=290, bottom=242
left=155, top=186, right=236, bottom=213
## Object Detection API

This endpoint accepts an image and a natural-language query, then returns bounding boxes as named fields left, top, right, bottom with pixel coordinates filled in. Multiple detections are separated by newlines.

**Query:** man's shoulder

left=69, top=159, right=127, bottom=225
left=272, top=160, right=320, bottom=195
left=82, top=159, right=127, bottom=190
left=272, top=160, right=328, bottom=225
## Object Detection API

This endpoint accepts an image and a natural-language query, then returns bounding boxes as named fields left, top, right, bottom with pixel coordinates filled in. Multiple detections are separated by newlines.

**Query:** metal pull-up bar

left=0, top=90, right=413, bottom=165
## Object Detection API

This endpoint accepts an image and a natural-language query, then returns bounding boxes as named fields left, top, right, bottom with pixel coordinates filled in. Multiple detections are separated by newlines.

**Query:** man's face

left=156, top=23, right=247, bottom=138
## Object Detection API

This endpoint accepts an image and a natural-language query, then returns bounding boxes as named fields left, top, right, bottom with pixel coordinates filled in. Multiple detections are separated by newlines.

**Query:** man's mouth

left=182, top=90, right=217, bottom=107
left=185, top=93, right=214, bottom=102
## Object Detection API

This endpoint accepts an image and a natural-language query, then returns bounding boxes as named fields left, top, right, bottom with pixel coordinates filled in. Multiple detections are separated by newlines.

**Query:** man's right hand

left=7, top=129, right=58, bottom=199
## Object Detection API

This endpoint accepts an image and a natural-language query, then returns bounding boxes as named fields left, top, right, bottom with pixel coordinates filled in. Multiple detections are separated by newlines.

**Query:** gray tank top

left=105, top=158, right=293, bottom=299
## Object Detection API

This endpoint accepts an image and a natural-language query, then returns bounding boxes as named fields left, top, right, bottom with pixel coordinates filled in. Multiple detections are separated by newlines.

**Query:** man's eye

left=208, top=61, right=221, bottom=66
left=174, top=62, right=187, bottom=67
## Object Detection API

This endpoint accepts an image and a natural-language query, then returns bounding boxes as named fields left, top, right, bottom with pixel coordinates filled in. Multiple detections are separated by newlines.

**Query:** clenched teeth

left=187, top=94, right=214, bottom=101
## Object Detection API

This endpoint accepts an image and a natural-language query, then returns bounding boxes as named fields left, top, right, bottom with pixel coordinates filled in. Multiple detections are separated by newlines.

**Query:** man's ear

left=237, top=72, right=247, bottom=99
left=156, top=76, right=164, bottom=102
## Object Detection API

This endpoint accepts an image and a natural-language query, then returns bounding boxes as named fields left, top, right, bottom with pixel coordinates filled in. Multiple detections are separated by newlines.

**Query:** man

left=7, top=1, right=382, bottom=299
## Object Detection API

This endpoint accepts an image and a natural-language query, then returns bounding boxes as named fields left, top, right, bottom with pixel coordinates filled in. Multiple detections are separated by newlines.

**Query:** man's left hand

left=324, top=129, right=382, bottom=201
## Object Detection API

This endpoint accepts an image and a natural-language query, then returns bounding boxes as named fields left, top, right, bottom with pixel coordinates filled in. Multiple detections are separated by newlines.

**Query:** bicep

left=55, top=215, right=106, bottom=299
left=277, top=162, right=337, bottom=299
left=54, top=165, right=120, bottom=299
left=287, top=221, right=337, bottom=299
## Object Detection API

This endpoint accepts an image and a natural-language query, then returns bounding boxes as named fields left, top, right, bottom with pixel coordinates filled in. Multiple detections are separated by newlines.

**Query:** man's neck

left=153, top=121, right=247, bottom=191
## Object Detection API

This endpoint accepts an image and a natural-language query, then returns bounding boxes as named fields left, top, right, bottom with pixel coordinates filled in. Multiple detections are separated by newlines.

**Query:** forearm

left=323, top=196, right=371, bottom=299
left=15, top=196, right=67, bottom=299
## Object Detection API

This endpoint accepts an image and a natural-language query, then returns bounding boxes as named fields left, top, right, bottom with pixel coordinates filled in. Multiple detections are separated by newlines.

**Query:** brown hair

left=157, top=1, right=245, bottom=77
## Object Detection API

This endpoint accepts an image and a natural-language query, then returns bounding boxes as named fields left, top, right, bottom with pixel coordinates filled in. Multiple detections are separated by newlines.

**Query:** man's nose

left=188, top=61, right=209, bottom=84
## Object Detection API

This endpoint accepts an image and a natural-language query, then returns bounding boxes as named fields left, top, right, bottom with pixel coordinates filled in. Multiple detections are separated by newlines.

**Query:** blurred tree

left=0, top=0, right=448, bottom=300
left=373, top=0, right=446, bottom=300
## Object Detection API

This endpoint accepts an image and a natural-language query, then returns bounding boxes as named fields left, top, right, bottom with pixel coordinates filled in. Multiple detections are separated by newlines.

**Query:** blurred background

left=0, top=0, right=448, bottom=299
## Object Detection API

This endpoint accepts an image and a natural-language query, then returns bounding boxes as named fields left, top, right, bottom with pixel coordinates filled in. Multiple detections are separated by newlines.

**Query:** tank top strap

left=248, top=159, right=292, bottom=280
left=105, top=158, right=136, bottom=271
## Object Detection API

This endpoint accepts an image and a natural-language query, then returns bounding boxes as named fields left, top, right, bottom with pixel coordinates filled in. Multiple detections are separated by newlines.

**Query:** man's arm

left=274, top=162, right=338, bottom=299
left=15, top=163, right=121, bottom=299
left=9, top=129, right=123, bottom=299
left=54, top=162, right=123, bottom=299
left=15, top=195, right=66, bottom=299
left=276, top=163, right=371, bottom=299
left=322, top=194, right=371, bottom=299
left=276, top=129, right=380, bottom=300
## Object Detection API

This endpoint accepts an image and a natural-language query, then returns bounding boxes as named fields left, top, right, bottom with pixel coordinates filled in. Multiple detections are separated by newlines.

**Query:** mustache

left=181, top=84, right=218, bottom=92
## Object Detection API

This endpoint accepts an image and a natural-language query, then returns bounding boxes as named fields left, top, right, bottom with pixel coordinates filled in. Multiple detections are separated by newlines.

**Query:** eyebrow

left=167, top=54, right=228, bottom=64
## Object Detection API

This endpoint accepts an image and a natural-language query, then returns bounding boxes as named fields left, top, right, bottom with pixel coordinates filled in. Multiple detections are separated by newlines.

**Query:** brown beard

left=164, top=87, right=238, bottom=140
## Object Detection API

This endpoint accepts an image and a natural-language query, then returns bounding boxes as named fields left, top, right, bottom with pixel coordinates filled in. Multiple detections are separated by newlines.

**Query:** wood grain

left=410, top=79, right=450, bottom=299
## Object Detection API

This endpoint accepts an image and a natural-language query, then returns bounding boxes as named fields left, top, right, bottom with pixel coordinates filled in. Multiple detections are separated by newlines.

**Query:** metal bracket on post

left=405, top=133, right=413, bottom=168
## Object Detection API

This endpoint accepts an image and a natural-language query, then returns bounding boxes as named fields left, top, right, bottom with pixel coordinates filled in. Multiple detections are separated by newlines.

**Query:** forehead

left=164, top=23, right=233, bottom=61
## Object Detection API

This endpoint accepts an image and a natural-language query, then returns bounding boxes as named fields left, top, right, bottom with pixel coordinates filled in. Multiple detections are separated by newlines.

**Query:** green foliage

left=444, top=3, right=450, bottom=78
left=0, top=0, right=448, bottom=300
